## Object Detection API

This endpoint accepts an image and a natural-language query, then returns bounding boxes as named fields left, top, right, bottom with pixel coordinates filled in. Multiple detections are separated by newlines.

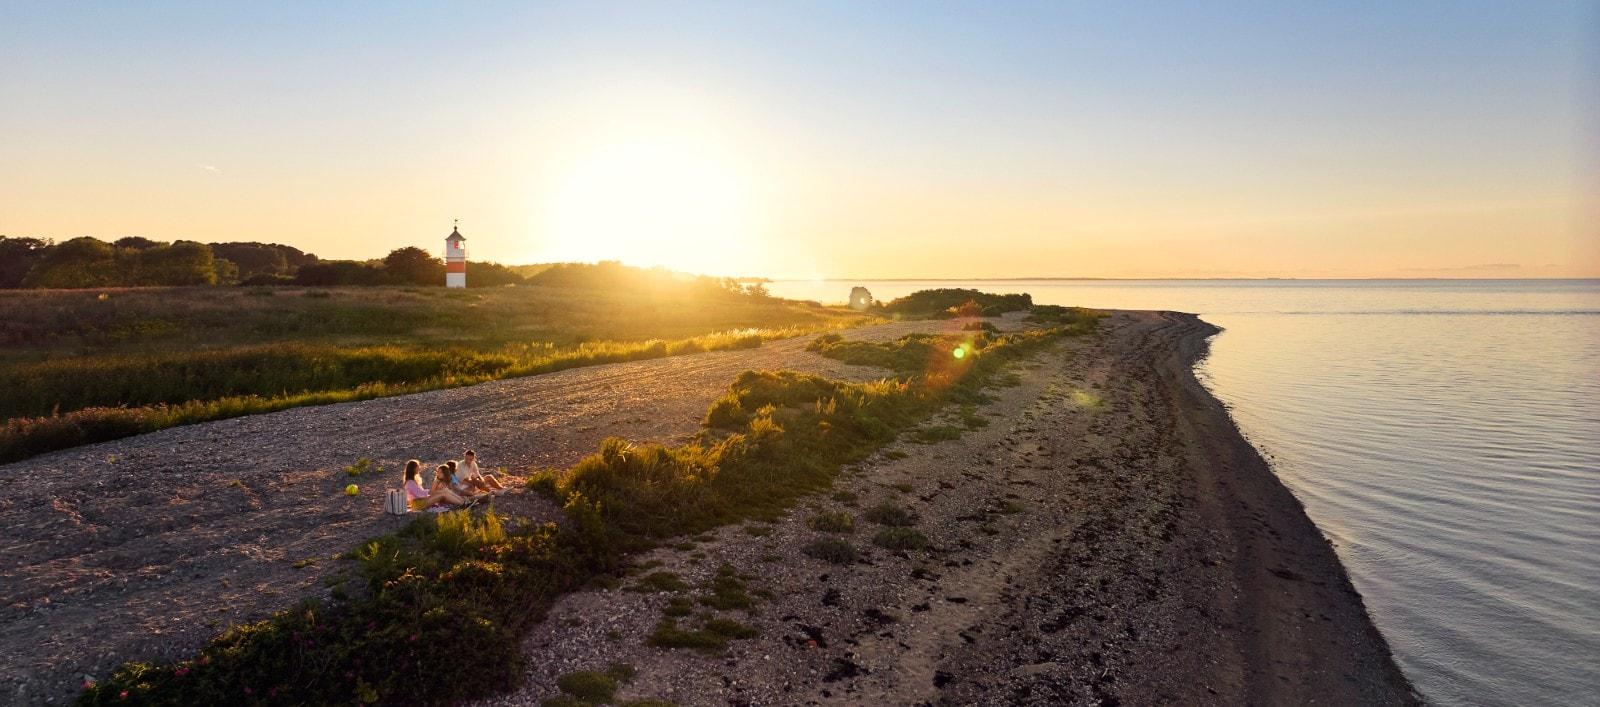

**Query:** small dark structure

left=848, top=286, right=874, bottom=311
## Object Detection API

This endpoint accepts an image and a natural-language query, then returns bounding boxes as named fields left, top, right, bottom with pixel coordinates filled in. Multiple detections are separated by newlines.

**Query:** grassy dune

left=0, top=285, right=867, bottom=462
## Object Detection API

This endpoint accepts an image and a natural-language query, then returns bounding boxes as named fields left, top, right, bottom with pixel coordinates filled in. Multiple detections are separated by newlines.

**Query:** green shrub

left=703, top=392, right=747, bottom=429
left=648, top=618, right=730, bottom=652
left=864, top=502, right=915, bottom=527
left=703, top=617, right=759, bottom=639
left=663, top=596, right=694, bottom=617
left=556, top=671, right=617, bottom=703
left=912, top=424, right=963, bottom=443
left=808, top=511, right=855, bottom=533
left=697, top=564, right=753, bottom=611
left=881, top=289, right=1031, bottom=318
left=803, top=538, right=858, bottom=564
left=1026, top=304, right=1104, bottom=331
left=805, top=332, right=843, bottom=351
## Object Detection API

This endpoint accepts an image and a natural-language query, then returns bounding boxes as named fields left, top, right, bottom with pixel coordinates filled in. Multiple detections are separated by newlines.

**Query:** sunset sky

left=3, top=2, right=1597, bottom=278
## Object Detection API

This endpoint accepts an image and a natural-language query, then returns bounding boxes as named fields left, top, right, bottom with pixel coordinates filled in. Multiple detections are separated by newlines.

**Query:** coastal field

left=0, top=283, right=868, bottom=462
left=0, top=302, right=1413, bottom=705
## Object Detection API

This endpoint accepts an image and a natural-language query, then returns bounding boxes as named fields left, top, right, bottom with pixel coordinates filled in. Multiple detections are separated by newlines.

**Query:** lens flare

left=952, top=347, right=966, bottom=359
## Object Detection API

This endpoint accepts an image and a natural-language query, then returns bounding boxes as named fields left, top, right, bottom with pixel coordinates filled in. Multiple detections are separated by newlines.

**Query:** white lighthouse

left=445, top=221, right=466, bottom=288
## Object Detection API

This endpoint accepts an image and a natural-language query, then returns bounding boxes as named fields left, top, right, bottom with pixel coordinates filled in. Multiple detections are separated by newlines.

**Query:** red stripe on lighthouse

left=446, top=262, right=466, bottom=273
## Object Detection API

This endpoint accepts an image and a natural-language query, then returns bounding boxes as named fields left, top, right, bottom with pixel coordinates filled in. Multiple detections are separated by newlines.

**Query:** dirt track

left=0, top=317, right=972, bottom=705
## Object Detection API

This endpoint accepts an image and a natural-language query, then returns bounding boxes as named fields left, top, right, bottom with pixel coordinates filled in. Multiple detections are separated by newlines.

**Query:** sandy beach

left=1, top=311, right=1415, bottom=704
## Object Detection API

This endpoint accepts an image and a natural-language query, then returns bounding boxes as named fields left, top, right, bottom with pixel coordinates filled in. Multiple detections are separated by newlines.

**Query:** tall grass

left=0, top=329, right=784, bottom=463
left=77, top=321, right=1088, bottom=706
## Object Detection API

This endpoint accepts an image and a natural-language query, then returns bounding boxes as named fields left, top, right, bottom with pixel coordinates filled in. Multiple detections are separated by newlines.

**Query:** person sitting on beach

left=404, top=459, right=464, bottom=510
left=456, top=450, right=506, bottom=495
left=436, top=462, right=485, bottom=502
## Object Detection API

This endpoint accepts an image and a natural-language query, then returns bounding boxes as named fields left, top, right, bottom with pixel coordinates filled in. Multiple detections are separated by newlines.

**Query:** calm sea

left=769, top=279, right=1600, bottom=706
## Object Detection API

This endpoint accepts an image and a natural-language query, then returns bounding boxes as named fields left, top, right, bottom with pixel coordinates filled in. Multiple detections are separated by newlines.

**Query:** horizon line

left=765, top=276, right=1600, bottom=282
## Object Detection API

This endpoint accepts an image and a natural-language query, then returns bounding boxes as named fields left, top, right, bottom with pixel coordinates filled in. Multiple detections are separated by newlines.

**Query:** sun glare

left=540, top=135, right=761, bottom=276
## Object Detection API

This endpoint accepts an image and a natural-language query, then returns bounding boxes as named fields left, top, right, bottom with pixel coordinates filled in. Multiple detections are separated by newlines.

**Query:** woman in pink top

left=403, top=459, right=463, bottom=510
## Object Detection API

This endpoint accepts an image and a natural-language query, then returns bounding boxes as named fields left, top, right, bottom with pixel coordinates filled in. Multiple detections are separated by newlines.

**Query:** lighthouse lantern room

left=445, top=222, right=467, bottom=288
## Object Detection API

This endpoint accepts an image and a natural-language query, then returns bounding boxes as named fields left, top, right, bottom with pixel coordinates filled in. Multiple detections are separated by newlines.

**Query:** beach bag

left=384, top=489, right=409, bottom=515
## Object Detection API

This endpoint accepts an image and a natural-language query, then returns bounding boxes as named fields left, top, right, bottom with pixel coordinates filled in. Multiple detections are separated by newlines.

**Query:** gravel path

left=0, top=317, right=981, bottom=705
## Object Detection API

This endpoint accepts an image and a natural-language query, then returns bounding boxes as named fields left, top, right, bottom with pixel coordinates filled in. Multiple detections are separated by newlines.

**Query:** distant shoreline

left=770, top=276, right=1600, bottom=282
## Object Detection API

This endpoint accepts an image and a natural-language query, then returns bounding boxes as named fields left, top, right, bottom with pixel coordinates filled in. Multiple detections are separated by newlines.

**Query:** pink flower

left=118, top=691, right=129, bottom=699
left=244, top=687, right=252, bottom=694
left=408, top=633, right=419, bottom=642
left=174, top=667, right=189, bottom=677
left=81, top=679, right=95, bottom=690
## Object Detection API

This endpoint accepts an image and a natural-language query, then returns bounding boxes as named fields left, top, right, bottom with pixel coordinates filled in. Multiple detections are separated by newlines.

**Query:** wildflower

left=174, top=667, right=190, bottom=677
left=118, top=690, right=129, bottom=699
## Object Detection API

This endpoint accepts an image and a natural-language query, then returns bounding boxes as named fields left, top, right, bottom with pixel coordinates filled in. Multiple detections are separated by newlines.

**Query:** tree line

left=0, top=236, right=527, bottom=289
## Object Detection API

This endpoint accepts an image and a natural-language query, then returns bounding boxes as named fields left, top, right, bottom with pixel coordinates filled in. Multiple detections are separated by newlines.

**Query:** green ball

left=345, top=484, right=359, bottom=496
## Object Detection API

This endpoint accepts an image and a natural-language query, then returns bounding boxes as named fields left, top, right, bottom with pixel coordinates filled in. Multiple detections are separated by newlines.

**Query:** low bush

left=647, top=618, right=733, bottom=652
left=663, top=596, right=694, bottom=617
left=1026, top=305, right=1104, bottom=333
left=872, top=527, right=929, bottom=551
left=808, top=511, right=855, bottom=533
left=863, top=502, right=916, bottom=527
left=698, top=566, right=754, bottom=611
left=881, top=288, right=1032, bottom=318
left=556, top=671, right=618, bottom=703
left=803, top=538, right=858, bottom=565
